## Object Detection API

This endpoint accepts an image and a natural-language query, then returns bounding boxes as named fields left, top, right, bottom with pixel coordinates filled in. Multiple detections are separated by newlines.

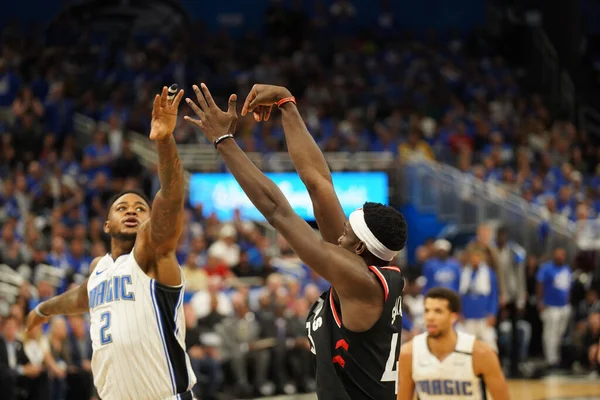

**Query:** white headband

left=348, top=208, right=398, bottom=261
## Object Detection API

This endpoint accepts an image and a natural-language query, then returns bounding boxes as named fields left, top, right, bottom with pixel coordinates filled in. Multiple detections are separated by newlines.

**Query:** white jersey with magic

left=412, top=331, right=485, bottom=400
left=87, top=251, right=196, bottom=400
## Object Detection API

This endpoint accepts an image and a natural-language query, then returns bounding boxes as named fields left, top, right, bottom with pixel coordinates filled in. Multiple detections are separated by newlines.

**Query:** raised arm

left=241, top=85, right=346, bottom=244
left=135, top=86, right=186, bottom=286
left=473, top=340, right=510, bottom=400
left=25, top=257, right=102, bottom=333
left=185, top=84, right=383, bottom=329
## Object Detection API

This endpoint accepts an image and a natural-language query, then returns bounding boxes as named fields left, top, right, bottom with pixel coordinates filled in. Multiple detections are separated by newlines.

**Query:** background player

left=25, top=86, right=197, bottom=400
left=185, top=83, right=406, bottom=399
left=398, top=287, right=509, bottom=400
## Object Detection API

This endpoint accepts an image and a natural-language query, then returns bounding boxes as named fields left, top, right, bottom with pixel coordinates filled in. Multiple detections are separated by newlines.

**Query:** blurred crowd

left=1, top=0, right=600, bottom=399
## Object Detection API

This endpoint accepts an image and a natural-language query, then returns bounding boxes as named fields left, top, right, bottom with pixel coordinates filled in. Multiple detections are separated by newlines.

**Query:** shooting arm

left=150, top=136, right=185, bottom=249
left=216, top=139, right=380, bottom=302
left=279, top=102, right=346, bottom=244
left=38, top=257, right=101, bottom=316
left=137, top=136, right=185, bottom=285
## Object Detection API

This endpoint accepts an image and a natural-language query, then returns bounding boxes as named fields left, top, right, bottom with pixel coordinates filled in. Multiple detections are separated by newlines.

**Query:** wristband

left=35, top=304, right=50, bottom=318
left=214, top=134, right=234, bottom=148
left=276, top=96, right=296, bottom=109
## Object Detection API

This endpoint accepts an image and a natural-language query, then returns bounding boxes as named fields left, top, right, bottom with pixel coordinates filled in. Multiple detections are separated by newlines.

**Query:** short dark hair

left=425, top=287, right=461, bottom=313
left=362, top=202, right=407, bottom=253
left=106, top=190, right=152, bottom=214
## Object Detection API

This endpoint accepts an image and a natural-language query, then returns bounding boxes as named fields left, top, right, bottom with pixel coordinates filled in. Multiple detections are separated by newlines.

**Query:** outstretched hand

left=150, top=86, right=185, bottom=141
left=25, top=308, right=49, bottom=336
left=184, top=83, right=238, bottom=143
left=241, top=84, right=292, bottom=122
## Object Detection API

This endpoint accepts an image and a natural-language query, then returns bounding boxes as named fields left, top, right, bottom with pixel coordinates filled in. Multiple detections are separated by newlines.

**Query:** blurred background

left=1, top=0, right=600, bottom=399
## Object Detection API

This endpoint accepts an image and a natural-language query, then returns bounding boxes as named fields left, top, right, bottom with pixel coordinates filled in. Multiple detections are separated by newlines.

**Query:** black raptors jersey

left=305, top=265, right=404, bottom=400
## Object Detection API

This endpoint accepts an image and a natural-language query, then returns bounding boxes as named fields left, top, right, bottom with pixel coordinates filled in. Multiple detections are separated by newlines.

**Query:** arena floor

left=256, top=376, right=600, bottom=400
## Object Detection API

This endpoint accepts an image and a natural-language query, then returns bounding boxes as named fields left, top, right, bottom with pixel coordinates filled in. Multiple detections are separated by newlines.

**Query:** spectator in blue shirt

left=459, top=249, right=499, bottom=351
left=536, top=247, right=572, bottom=368
left=421, top=239, right=461, bottom=294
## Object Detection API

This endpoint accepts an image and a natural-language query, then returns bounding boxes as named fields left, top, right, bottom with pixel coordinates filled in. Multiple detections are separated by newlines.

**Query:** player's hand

left=241, top=84, right=293, bottom=122
left=184, top=83, right=238, bottom=142
left=150, top=86, right=185, bottom=141
left=25, top=307, right=50, bottom=336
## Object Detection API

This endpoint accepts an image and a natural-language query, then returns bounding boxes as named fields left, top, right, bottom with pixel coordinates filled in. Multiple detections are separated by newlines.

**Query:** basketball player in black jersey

left=184, top=83, right=407, bottom=399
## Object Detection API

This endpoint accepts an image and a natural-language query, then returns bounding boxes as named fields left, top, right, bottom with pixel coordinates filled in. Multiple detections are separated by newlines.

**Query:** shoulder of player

left=399, top=339, right=414, bottom=357
left=472, top=339, right=498, bottom=373
left=370, top=265, right=404, bottom=287
left=88, top=256, right=103, bottom=274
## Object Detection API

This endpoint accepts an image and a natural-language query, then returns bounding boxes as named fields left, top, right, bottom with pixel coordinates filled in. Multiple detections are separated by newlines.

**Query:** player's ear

left=450, top=312, right=459, bottom=326
left=355, top=241, right=366, bottom=255
left=103, top=220, right=110, bottom=235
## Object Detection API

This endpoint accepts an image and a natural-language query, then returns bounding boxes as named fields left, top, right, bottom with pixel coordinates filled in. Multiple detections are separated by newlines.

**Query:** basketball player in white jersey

left=25, top=85, right=197, bottom=400
left=398, top=288, right=509, bottom=400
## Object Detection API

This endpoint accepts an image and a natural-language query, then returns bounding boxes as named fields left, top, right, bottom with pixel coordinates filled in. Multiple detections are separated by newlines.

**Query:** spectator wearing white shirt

left=190, top=276, right=233, bottom=319
left=208, top=224, right=240, bottom=268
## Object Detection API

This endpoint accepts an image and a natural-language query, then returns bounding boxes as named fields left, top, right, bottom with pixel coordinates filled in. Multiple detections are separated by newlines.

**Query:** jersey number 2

left=100, top=312, right=112, bottom=345
left=380, top=332, right=399, bottom=394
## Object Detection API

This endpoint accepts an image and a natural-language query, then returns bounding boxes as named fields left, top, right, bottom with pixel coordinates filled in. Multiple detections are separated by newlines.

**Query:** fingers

left=172, top=89, right=185, bottom=108
left=248, top=97, right=262, bottom=114
left=227, top=94, right=237, bottom=115
left=152, top=94, right=160, bottom=118
left=193, top=84, right=209, bottom=111
left=264, top=105, right=273, bottom=121
left=183, top=116, right=203, bottom=129
left=160, top=86, right=168, bottom=108
left=241, top=86, right=257, bottom=116
left=200, top=83, right=216, bottom=108
left=253, top=107, right=263, bottom=122
left=185, top=98, right=205, bottom=119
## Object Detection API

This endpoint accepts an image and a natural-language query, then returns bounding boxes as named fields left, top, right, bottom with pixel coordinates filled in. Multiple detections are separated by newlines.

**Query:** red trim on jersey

left=332, top=355, right=346, bottom=368
left=381, top=266, right=401, bottom=273
left=335, top=339, right=349, bottom=351
left=329, top=291, right=342, bottom=328
left=368, top=266, right=389, bottom=301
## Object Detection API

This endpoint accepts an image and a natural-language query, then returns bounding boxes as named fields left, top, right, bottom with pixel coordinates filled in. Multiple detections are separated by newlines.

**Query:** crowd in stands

left=407, top=222, right=600, bottom=379
left=1, top=1, right=600, bottom=399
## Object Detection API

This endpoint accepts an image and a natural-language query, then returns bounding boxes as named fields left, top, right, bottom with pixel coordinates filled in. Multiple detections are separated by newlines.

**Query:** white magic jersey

left=412, top=331, right=485, bottom=400
left=87, top=251, right=196, bottom=400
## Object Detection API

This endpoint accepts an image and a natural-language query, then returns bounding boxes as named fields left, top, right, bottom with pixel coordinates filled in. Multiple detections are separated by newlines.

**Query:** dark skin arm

left=241, top=85, right=346, bottom=244
left=185, top=84, right=383, bottom=331
left=25, top=257, right=102, bottom=334
left=134, top=87, right=186, bottom=286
